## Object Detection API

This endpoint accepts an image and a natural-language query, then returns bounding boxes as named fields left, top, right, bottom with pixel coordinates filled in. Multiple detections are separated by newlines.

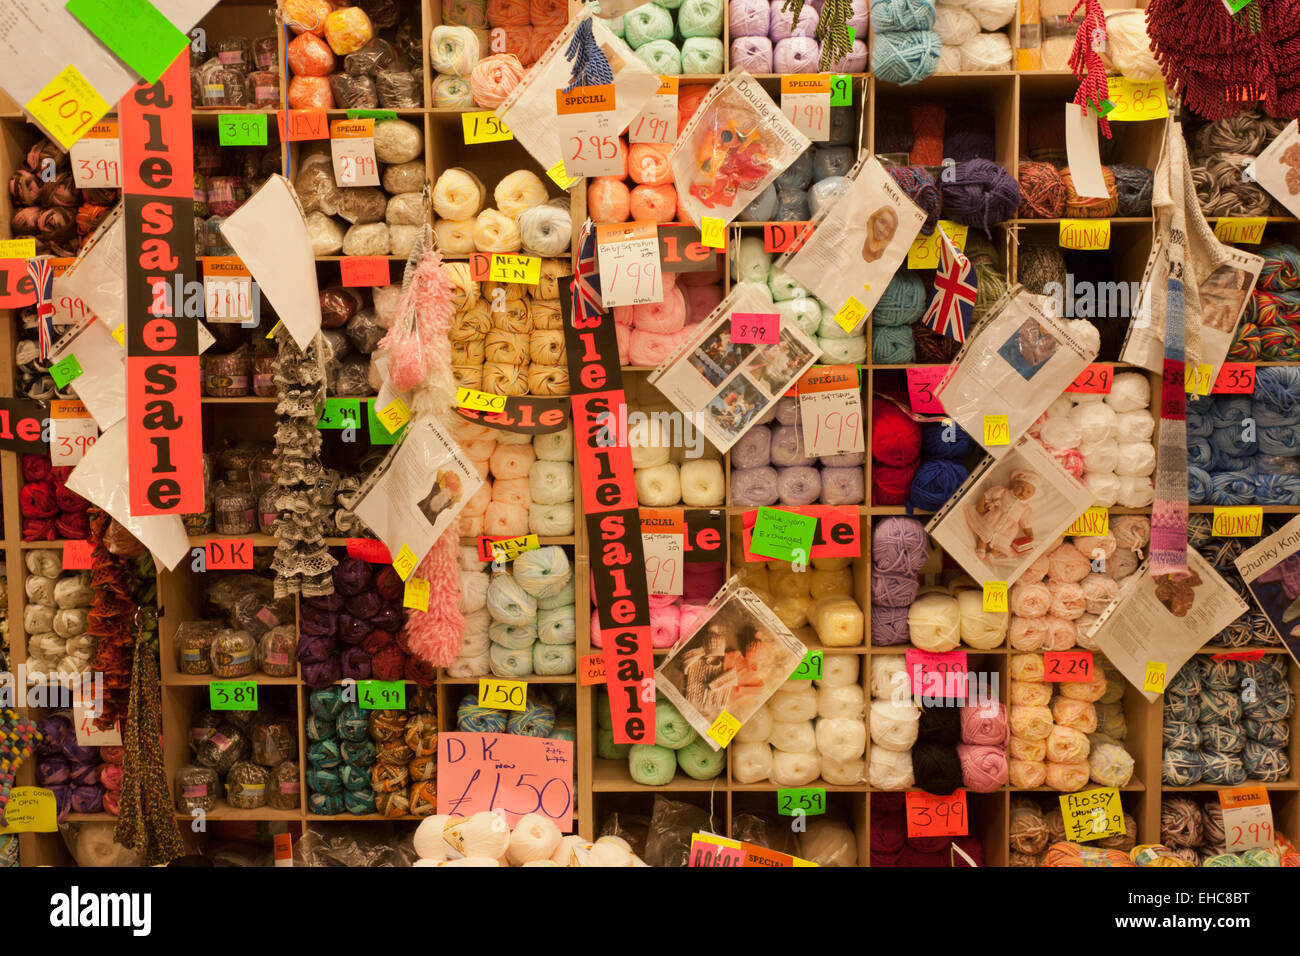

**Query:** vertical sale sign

left=120, top=55, right=202, bottom=514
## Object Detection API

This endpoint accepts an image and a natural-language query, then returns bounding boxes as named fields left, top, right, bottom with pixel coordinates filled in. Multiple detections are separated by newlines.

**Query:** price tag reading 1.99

left=595, top=222, right=663, bottom=308
left=628, top=76, right=678, bottom=145
left=780, top=75, right=830, bottom=142
left=556, top=84, right=622, bottom=177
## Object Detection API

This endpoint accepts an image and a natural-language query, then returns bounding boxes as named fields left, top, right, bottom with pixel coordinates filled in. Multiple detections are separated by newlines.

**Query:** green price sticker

left=66, top=0, right=190, bottom=85
left=210, top=681, right=258, bottom=710
left=830, top=75, right=852, bottom=107
left=357, top=680, right=406, bottom=710
left=49, top=354, right=84, bottom=389
left=790, top=649, right=823, bottom=680
left=367, top=400, right=404, bottom=445
left=316, top=398, right=361, bottom=430
left=777, top=787, right=826, bottom=816
left=750, top=507, right=817, bottom=563
left=347, top=109, right=398, bottom=121
left=219, top=113, right=268, bottom=146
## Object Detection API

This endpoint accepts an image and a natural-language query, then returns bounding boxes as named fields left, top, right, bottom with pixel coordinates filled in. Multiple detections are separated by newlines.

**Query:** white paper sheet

left=1064, top=104, right=1110, bottom=200
left=50, top=318, right=124, bottom=430
left=1251, top=119, right=1300, bottom=220
left=60, top=210, right=124, bottom=335
left=65, top=419, right=190, bottom=571
left=219, top=175, right=323, bottom=350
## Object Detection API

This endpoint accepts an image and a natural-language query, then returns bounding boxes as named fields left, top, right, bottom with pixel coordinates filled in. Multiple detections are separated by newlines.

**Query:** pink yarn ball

left=957, top=743, right=1008, bottom=792
left=825, top=38, right=868, bottom=72
left=730, top=0, right=770, bottom=36
left=629, top=328, right=679, bottom=366
left=684, top=283, right=723, bottom=323
left=628, top=183, right=677, bottom=223
left=650, top=602, right=681, bottom=647
left=615, top=322, right=631, bottom=364
left=614, top=305, right=635, bottom=326
left=678, top=602, right=712, bottom=640
left=632, top=286, right=687, bottom=333
left=588, top=176, right=630, bottom=223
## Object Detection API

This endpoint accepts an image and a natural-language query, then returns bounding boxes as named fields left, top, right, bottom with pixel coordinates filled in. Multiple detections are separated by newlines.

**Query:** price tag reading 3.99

left=70, top=122, right=120, bottom=189
left=556, top=84, right=622, bottom=177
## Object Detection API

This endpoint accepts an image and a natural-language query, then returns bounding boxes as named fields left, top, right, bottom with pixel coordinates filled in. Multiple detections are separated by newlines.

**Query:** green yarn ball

left=655, top=698, right=697, bottom=750
left=635, top=39, right=682, bottom=75
left=874, top=271, right=927, bottom=326
left=676, top=737, right=725, bottom=780
left=678, top=0, right=723, bottom=37
left=628, top=744, right=677, bottom=785
left=681, top=37, right=724, bottom=73
left=624, top=2, right=674, bottom=48
left=597, top=726, right=630, bottom=760
left=873, top=324, right=915, bottom=363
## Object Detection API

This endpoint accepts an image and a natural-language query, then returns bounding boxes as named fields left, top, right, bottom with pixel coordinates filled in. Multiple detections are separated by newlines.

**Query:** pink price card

left=347, top=538, right=392, bottom=563
left=730, top=311, right=779, bottom=344
left=341, top=256, right=390, bottom=287
left=688, top=833, right=745, bottom=867
left=906, top=365, right=948, bottom=414
left=438, top=732, right=574, bottom=829
left=905, top=648, right=969, bottom=697
left=63, top=539, right=95, bottom=570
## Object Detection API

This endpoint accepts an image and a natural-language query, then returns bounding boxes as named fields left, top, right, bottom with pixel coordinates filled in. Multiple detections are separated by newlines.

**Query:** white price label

left=202, top=257, right=255, bottom=325
left=330, top=118, right=380, bottom=187
left=628, top=76, right=678, bottom=145
left=798, top=366, right=864, bottom=457
left=50, top=400, right=97, bottom=466
left=50, top=259, right=91, bottom=327
left=781, top=76, right=830, bottom=143
left=70, top=122, right=121, bottom=189
left=642, top=509, right=685, bottom=596
left=1220, top=787, right=1275, bottom=853
left=595, top=222, right=663, bottom=308
left=556, top=85, right=623, bottom=177
left=73, top=706, right=121, bottom=747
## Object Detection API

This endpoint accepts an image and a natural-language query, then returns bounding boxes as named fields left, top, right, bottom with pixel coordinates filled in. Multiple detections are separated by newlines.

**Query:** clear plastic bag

left=643, top=795, right=718, bottom=867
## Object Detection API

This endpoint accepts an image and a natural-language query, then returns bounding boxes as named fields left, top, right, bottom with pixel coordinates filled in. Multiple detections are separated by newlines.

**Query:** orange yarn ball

left=487, top=0, right=531, bottom=26
left=588, top=177, right=630, bottom=222
left=1061, top=166, right=1118, bottom=218
left=627, top=143, right=674, bottom=185
left=629, top=183, right=678, bottom=222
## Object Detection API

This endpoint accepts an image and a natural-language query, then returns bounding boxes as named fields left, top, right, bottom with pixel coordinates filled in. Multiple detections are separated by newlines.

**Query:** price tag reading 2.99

left=595, top=222, right=663, bottom=308
left=556, top=84, right=622, bottom=177
left=330, top=118, right=380, bottom=187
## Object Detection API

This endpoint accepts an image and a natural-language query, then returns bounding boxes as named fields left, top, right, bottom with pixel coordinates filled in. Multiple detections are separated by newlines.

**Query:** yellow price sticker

left=457, top=387, right=508, bottom=413
left=906, top=221, right=969, bottom=270
left=376, top=397, right=410, bottom=433
left=403, top=577, right=430, bottom=611
left=546, top=160, right=579, bottom=190
left=25, top=64, right=112, bottom=150
left=1212, top=506, right=1263, bottom=537
left=487, top=533, right=541, bottom=561
left=983, top=414, right=1010, bottom=446
left=462, top=110, right=513, bottom=143
left=1213, top=217, right=1267, bottom=245
left=1059, top=219, right=1111, bottom=250
left=1065, top=506, right=1109, bottom=536
left=0, top=787, right=58, bottom=833
left=1106, top=77, right=1169, bottom=122
left=0, top=238, right=36, bottom=258
left=392, top=543, right=418, bottom=581
left=489, top=254, right=541, bottom=285
left=1184, top=363, right=1213, bottom=395
left=706, top=709, right=742, bottom=748
left=1059, top=787, right=1125, bottom=843
left=111, top=323, right=126, bottom=347
left=832, top=295, right=867, bottom=334
left=982, top=581, right=1008, bottom=613
left=478, top=677, right=527, bottom=711
left=1143, top=661, right=1167, bottom=694
left=700, top=216, right=726, bottom=250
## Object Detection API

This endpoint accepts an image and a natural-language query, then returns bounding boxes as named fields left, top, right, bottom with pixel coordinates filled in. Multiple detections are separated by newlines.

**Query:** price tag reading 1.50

left=780, top=75, right=830, bottom=142
left=556, top=84, right=621, bottom=177
left=462, top=110, right=512, bottom=144
left=210, top=681, right=258, bottom=710
left=479, top=678, right=527, bottom=711
left=330, top=118, right=380, bottom=187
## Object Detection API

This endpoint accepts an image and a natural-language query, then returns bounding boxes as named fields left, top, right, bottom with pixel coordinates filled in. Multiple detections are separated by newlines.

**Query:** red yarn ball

left=370, top=644, right=406, bottom=681
left=872, top=461, right=919, bottom=505
left=22, top=517, right=56, bottom=541
left=55, top=484, right=87, bottom=513
left=872, top=400, right=923, bottom=467
left=20, top=481, right=58, bottom=518
left=404, top=657, right=437, bottom=686
left=56, top=511, right=90, bottom=539
left=22, top=454, right=52, bottom=483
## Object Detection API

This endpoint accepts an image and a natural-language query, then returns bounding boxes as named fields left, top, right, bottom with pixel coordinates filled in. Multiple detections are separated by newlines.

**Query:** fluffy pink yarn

left=683, top=284, right=723, bottom=323
left=616, top=323, right=631, bottom=364
left=614, top=306, right=635, bottom=326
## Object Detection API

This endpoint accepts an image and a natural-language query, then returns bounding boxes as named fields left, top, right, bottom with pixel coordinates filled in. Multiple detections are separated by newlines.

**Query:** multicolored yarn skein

left=1229, top=244, right=1300, bottom=363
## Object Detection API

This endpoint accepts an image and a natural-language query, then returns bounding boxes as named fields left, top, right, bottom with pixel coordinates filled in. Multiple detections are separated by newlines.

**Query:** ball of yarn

left=873, top=400, right=922, bottom=466
left=941, top=159, right=1020, bottom=234
left=886, top=166, right=941, bottom=234
left=959, top=32, right=1011, bottom=70
left=871, top=0, right=936, bottom=32
left=730, top=35, right=774, bottom=72
left=1061, top=166, right=1118, bottom=218
left=875, top=271, right=928, bottom=326
left=1103, top=9, right=1160, bottom=80
left=730, top=0, right=770, bottom=35
left=1110, top=163, right=1153, bottom=217
left=913, top=742, right=964, bottom=794
left=871, top=30, right=941, bottom=85
left=1017, top=161, right=1065, bottom=218
left=910, top=459, right=967, bottom=511
left=934, top=4, right=978, bottom=44
left=873, top=516, right=930, bottom=574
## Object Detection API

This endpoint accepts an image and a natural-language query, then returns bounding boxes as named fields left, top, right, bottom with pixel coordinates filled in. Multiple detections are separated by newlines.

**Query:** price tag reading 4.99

left=780, top=75, right=830, bottom=142
left=330, top=118, right=380, bottom=187
left=479, top=678, right=527, bottom=711
left=595, top=222, right=663, bottom=307
left=556, top=85, right=621, bottom=177
left=628, top=76, right=678, bottom=145
left=357, top=680, right=406, bottom=710
left=70, top=122, right=120, bottom=189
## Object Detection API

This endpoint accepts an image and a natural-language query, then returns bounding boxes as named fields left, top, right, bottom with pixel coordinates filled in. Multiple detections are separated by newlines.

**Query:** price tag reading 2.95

left=556, top=84, right=622, bottom=177
left=595, top=222, right=663, bottom=307
left=330, top=118, right=380, bottom=187
left=780, top=75, right=830, bottom=142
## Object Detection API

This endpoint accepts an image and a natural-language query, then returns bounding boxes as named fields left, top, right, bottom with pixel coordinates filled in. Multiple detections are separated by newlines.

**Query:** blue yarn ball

left=306, top=767, right=341, bottom=794
left=1199, top=688, right=1243, bottom=725
left=307, top=739, right=342, bottom=770
left=1187, top=438, right=1213, bottom=470
left=875, top=271, right=928, bottom=327
left=310, top=687, right=344, bottom=721
left=776, top=150, right=812, bottom=190
left=338, top=764, right=370, bottom=792
left=507, top=701, right=557, bottom=737
left=304, top=713, right=334, bottom=743
left=775, top=187, right=809, bottom=221
left=1162, top=747, right=1205, bottom=786
left=909, top=459, right=967, bottom=511
left=344, top=788, right=376, bottom=815
left=309, top=791, right=344, bottom=815
left=1162, top=719, right=1200, bottom=750
left=812, top=145, right=855, bottom=180
left=921, top=420, right=974, bottom=459
left=739, top=183, right=778, bottom=221
left=870, top=0, right=936, bottom=33
left=872, top=324, right=915, bottom=363
left=1199, top=750, right=1247, bottom=785
left=458, top=694, right=509, bottom=733
left=340, top=739, right=377, bottom=767
left=1243, top=739, right=1290, bottom=780
left=335, top=703, right=370, bottom=741
left=1187, top=465, right=1211, bottom=504
left=1200, top=723, right=1245, bottom=754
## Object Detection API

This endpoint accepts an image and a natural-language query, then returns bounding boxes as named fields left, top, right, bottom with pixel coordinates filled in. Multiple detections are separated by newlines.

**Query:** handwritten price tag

left=790, top=649, right=823, bottom=680
left=376, top=397, right=410, bottom=433
left=202, top=257, right=255, bottom=324
left=49, top=354, right=83, bottom=390
left=832, top=295, right=867, bottom=334
left=62, top=539, right=95, bottom=570
left=546, top=160, right=580, bottom=190
left=1213, top=362, right=1256, bottom=394
left=781, top=75, right=830, bottom=142
left=1213, top=217, right=1267, bottom=245
left=731, top=311, right=779, bottom=345
left=706, top=710, right=742, bottom=748
left=907, top=221, right=969, bottom=270
left=462, top=110, right=513, bottom=143
left=905, top=648, right=968, bottom=697
left=1142, top=660, right=1167, bottom=694
left=330, top=118, right=379, bottom=187
left=983, top=414, right=1010, bottom=446
left=1220, top=786, right=1274, bottom=852
left=906, top=365, right=948, bottom=413
left=982, top=581, right=1008, bottom=612
left=70, top=122, right=120, bottom=188
left=457, top=387, right=508, bottom=413
left=1184, top=362, right=1213, bottom=395
left=763, top=222, right=813, bottom=253
left=280, top=109, right=329, bottom=141
left=556, top=84, right=621, bottom=177
left=219, top=113, right=267, bottom=146
left=1106, top=77, right=1169, bottom=121
left=478, top=678, right=527, bottom=711
left=700, top=216, right=726, bottom=250
left=341, top=257, right=390, bottom=287
left=1059, top=219, right=1111, bottom=250
left=798, top=365, right=863, bottom=457
left=629, top=76, right=678, bottom=145
left=25, top=64, right=110, bottom=150
left=347, top=538, right=392, bottom=562
left=777, top=787, right=826, bottom=816
left=357, top=680, right=406, bottom=710
left=439, top=732, right=573, bottom=828
left=1044, top=650, right=1094, bottom=682
left=579, top=653, right=606, bottom=685
left=1067, top=363, right=1113, bottom=394
left=1065, top=506, right=1109, bottom=536
left=49, top=399, right=96, bottom=467
left=403, top=577, right=430, bottom=611
left=392, top=543, right=419, bottom=580
left=906, top=791, right=968, bottom=837
left=73, top=706, right=120, bottom=747
left=1060, top=787, right=1124, bottom=842
left=829, top=74, right=852, bottom=106
left=210, top=681, right=258, bottom=710
left=596, top=223, right=662, bottom=307
left=1212, top=506, right=1262, bottom=537
left=642, top=509, right=684, bottom=596
left=0, top=238, right=36, bottom=259
left=489, top=254, right=541, bottom=285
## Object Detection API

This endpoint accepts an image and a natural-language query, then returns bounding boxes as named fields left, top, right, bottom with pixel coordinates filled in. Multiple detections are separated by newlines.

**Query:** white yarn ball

left=817, top=683, right=865, bottom=720
left=736, top=703, right=773, bottom=743
left=959, top=31, right=1012, bottom=70
left=627, top=417, right=671, bottom=469
left=818, top=653, right=860, bottom=687
left=1039, top=414, right=1082, bottom=450
left=680, top=459, right=725, bottom=507
left=956, top=588, right=1009, bottom=648
left=1070, top=401, right=1116, bottom=443
left=414, top=814, right=456, bottom=860
left=634, top=463, right=681, bottom=507
left=444, top=811, right=510, bottom=859
left=768, top=719, right=817, bottom=753
left=870, top=654, right=910, bottom=701
left=459, top=570, right=489, bottom=614
left=1084, top=470, right=1121, bottom=507
left=908, top=592, right=961, bottom=652
left=534, top=425, right=574, bottom=461
left=1106, top=371, right=1151, bottom=412
left=1103, top=9, right=1161, bottom=80
left=771, top=749, right=822, bottom=786
left=816, top=717, right=867, bottom=761
left=551, top=834, right=587, bottom=866
left=1115, top=441, right=1155, bottom=477
left=438, top=856, right=501, bottom=866
left=963, top=0, right=1015, bottom=29
left=1113, top=410, right=1154, bottom=443
left=937, top=45, right=962, bottom=71
left=71, top=823, right=145, bottom=867
left=460, top=545, right=487, bottom=570
left=1116, top=475, right=1154, bottom=508
left=870, top=700, right=921, bottom=751
left=507, top=813, right=563, bottom=864
left=1079, top=438, right=1119, bottom=474
left=934, top=3, right=979, bottom=43
left=869, top=745, right=915, bottom=789
left=1047, top=394, right=1075, bottom=419
left=732, top=741, right=774, bottom=783
left=768, top=685, right=818, bottom=722
left=1066, top=318, right=1101, bottom=355
left=820, top=754, right=866, bottom=786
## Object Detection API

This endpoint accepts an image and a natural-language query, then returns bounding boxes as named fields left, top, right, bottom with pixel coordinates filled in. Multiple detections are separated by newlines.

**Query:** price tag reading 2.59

left=595, top=222, right=662, bottom=308
left=556, top=84, right=621, bottom=177
left=330, top=118, right=380, bottom=187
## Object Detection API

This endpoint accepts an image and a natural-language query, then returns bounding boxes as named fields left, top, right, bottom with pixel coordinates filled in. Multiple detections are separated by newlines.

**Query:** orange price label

left=905, top=790, right=969, bottom=837
left=578, top=653, right=606, bottom=685
left=1044, top=650, right=1094, bottom=682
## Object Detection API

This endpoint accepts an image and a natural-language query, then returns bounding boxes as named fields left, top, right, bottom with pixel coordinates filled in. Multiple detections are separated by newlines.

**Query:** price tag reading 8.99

left=556, top=85, right=622, bottom=177
left=596, top=223, right=663, bottom=308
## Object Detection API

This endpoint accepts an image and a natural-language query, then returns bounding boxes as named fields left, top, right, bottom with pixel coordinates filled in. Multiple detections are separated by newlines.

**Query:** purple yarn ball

left=370, top=603, right=405, bottom=632
left=733, top=425, right=773, bottom=469
left=730, top=37, right=774, bottom=73
left=774, top=395, right=799, bottom=425
left=872, top=516, right=931, bottom=574
left=297, top=634, right=336, bottom=664
left=306, top=592, right=346, bottom=612
left=872, top=603, right=912, bottom=645
left=730, top=0, right=770, bottom=36
left=730, top=466, right=780, bottom=507
left=303, top=658, right=343, bottom=688
left=770, top=0, right=817, bottom=39
left=771, top=424, right=814, bottom=467
left=345, top=591, right=383, bottom=621
left=38, top=715, right=73, bottom=756
left=825, top=38, right=869, bottom=73
left=940, top=159, right=1021, bottom=236
left=37, top=756, right=70, bottom=786
left=340, top=647, right=373, bottom=680
left=333, top=557, right=374, bottom=596
left=820, top=466, right=866, bottom=505
left=774, top=36, right=820, bottom=72
left=822, top=451, right=866, bottom=467
left=300, top=603, right=338, bottom=636
left=337, top=613, right=374, bottom=645
left=778, top=465, right=822, bottom=505
left=871, top=570, right=920, bottom=608
left=62, top=738, right=97, bottom=763
left=69, top=761, right=102, bottom=786
left=684, top=563, right=725, bottom=601
left=71, top=785, right=104, bottom=814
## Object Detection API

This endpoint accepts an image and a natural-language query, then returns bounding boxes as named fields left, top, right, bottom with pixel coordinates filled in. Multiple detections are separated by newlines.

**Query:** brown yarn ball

left=913, top=321, right=962, bottom=363
left=1017, top=160, right=1066, bottom=218
left=1010, top=800, right=1050, bottom=855
left=1061, top=166, right=1118, bottom=218
left=1017, top=244, right=1067, bottom=295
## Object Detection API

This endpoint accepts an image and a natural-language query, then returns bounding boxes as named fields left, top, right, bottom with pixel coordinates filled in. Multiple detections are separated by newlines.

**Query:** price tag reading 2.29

left=556, top=84, right=621, bottom=177
left=595, top=222, right=663, bottom=308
